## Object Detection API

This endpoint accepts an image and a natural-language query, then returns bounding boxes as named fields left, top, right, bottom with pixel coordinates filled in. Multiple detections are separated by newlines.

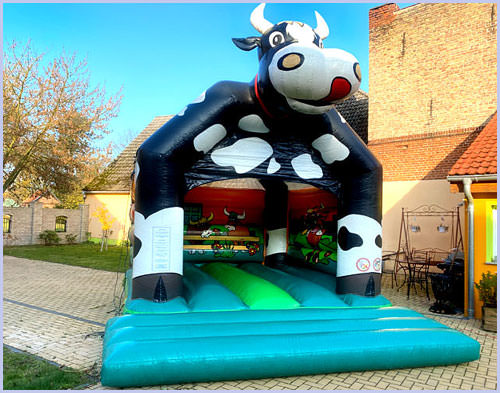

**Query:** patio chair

left=382, top=250, right=400, bottom=288
left=409, top=248, right=431, bottom=299
left=393, top=248, right=411, bottom=289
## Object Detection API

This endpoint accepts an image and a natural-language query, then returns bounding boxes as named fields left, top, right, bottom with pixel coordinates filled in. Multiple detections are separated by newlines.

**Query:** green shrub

left=118, top=239, right=130, bottom=247
left=38, top=230, right=60, bottom=246
left=84, top=232, right=93, bottom=244
left=475, top=271, right=497, bottom=306
left=65, top=234, right=77, bottom=244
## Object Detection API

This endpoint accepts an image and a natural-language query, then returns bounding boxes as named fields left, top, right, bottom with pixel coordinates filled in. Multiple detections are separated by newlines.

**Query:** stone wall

left=368, top=3, right=497, bottom=181
left=3, top=203, right=89, bottom=246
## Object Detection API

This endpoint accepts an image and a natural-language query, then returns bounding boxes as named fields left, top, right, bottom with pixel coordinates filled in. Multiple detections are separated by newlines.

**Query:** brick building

left=368, top=3, right=497, bottom=252
left=3, top=202, right=89, bottom=246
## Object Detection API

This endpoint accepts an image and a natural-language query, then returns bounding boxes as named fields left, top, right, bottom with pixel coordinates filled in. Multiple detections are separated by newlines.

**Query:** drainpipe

left=462, top=178, right=475, bottom=318
left=447, top=174, right=497, bottom=318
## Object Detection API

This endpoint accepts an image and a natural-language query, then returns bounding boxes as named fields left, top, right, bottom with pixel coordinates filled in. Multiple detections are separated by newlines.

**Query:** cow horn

left=237, top=210, right=246, bottom=220
left=251, top=3, right=273, bottom=34
left=314, top=11, right=329, bottom=39
left=224, top=207, right=230, bottom=216
left=207, top=212, right=214, bottom=222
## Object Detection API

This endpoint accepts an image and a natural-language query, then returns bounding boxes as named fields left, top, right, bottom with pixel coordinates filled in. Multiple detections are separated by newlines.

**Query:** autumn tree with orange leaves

left=3, top=41, right=122, bottom=207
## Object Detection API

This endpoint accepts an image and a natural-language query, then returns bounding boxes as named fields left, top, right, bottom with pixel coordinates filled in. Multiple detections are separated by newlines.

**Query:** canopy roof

left=84, top=91, right=368, bottom=193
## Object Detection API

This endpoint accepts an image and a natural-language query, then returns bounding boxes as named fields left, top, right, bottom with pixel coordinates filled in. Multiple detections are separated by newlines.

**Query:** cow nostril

left=278, top=53, right=304, bottom=71
left=353, top=63, right=361, bottom=82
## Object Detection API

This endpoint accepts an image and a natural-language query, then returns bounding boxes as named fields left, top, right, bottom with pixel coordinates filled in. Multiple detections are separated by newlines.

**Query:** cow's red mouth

left=295, top=77, right=352, bottom=106
left=322, top=77, right=352, bottom=102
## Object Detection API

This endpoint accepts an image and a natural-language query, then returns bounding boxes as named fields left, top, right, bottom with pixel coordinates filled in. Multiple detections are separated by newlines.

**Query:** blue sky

left=3, top=2, right=411, bottom=153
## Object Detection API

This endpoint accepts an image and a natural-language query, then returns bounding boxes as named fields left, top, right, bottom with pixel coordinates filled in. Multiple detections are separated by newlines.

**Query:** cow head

left=233, top=3, right=361, bottom=115
left=223, top=207, right=246, bottom=225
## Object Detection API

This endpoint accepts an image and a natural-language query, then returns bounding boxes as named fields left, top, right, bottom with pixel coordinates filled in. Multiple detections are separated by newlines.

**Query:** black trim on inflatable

left=132, top=273, right=183, bottom=301
left=336, top=272, right=381, bottom=296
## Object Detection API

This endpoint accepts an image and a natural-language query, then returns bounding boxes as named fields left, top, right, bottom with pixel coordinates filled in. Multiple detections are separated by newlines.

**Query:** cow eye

left=269, top=31, right=285, bottom=47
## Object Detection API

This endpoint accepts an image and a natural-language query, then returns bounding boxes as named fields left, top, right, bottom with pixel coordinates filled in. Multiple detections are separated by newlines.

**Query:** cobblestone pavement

left=2, top=256, right=497, bottom=390
left=3, top=256, right=122, bottom=373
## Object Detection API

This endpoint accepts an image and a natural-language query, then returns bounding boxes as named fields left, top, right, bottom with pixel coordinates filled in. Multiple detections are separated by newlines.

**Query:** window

left=3, top=215, right=12, bottom=233
left=184, top=204, right=203, bottom=224
left=55, top=216, right=67, bottom=232
left=486, top=203, right=497, bottom=264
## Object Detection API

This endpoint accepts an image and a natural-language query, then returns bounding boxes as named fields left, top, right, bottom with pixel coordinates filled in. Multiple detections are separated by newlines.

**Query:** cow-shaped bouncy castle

left=102, top=5, right=480, bottom=387
left=132, top=3, right=382, bottom=301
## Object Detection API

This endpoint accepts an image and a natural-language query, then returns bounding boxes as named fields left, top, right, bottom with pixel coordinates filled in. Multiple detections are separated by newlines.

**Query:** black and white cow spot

left=133, top=235, right=142, bottom=258
left=291, top=153, right=323, bottom=179
left=134, top=161, right=140, bottom=183
left=267, top=157, right=281, bottom=174
left=193, top=124, right=227, bottom=153
left=266, top=228, right=287, bottom=255
left=238, top=114, right=270, bottom=133
left=338, top=226, right=363, bottom=251
left=211, top=137, right=273, bottom=174
left=336, top=214, right=382, bottom=278
left=312, top=134, right=349, bottom=164
left=178, top=91, right=206, bottom=116
left=285, top=22, right=316, bottom=43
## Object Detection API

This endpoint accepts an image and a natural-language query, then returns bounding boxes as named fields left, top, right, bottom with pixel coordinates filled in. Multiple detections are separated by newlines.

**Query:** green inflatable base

left=102, top=264, right=480, bottom=387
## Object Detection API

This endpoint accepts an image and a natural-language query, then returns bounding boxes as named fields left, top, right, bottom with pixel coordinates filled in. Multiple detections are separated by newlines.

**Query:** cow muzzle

left=268, top=44, right=361, bottom=114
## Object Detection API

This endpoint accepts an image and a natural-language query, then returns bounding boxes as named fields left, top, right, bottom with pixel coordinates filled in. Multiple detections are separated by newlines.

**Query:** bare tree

left=3, top=41, right=122, bottom=205
left=110, top=128, right=140, bottom=158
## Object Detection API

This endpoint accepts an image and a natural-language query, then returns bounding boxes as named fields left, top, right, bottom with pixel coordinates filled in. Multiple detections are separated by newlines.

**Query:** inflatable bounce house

left=101, top=4, right=479, bottom=387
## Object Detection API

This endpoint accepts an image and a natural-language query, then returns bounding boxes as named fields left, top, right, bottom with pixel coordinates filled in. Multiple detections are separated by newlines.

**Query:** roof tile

left=448, top=112, right=497, bottom=176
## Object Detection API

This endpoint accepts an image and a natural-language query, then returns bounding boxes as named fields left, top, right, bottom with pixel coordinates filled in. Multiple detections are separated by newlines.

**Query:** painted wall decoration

left=288, top=188, right=338, bottom=273
left=132, top=3, right=382, bottom=301
left=182, top=187, right=265, bottom=262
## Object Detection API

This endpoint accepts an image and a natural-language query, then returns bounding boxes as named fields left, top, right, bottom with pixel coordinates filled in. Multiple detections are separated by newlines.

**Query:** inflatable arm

left=323, top=109, right=383, bottom=295
left=133, top=82, right=250, bottom=301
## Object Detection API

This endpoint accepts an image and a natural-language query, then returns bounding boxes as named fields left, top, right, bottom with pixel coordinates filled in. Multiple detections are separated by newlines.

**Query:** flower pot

left=481, top=305, right=497, bottom=332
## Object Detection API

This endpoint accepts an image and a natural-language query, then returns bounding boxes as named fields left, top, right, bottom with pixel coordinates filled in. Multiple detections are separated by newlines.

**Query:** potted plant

left=475, top=271, right=497, bottom=332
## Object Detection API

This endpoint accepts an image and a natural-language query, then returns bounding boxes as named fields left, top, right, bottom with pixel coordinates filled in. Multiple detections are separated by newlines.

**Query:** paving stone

left=3, top=256, right=497, bottom=390
left=376, top=380, right=390, bottom=389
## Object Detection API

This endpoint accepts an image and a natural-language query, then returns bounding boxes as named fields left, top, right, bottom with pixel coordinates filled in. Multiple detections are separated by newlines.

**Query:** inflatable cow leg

left=132, top=84, right=239, bottom=301
left=318, top=109, right=383, bottom=296
left=132, top=151, right=185, bottom=301
left=261, top=179, right=289, bottom=267
left=336, top=172, right=383, bottom=296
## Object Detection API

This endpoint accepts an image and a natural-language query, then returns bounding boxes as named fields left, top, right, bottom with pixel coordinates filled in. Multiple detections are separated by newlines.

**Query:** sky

left=3, top=2, right=411, bottom=154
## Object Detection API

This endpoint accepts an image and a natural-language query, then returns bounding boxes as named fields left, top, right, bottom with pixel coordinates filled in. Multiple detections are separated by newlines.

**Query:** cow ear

left=232, top=37, right=261, bottom=51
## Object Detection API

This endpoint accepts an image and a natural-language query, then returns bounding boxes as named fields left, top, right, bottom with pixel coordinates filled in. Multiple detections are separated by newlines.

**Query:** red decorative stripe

left=254, top=75, right=273, bottom=119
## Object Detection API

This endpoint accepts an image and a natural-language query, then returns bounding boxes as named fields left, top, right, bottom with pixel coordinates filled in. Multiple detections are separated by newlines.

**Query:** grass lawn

left=3, top=243, right=129, bottom=273
left=3, top=346, right=95, bottom=390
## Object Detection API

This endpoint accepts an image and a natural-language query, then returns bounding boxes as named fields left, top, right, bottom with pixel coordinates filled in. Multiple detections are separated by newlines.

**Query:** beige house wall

left=3, top=203, right=89, bottom=246
left=381, top=179, right=465, bottom=252
left=85, top=193, right=131, bottom=243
